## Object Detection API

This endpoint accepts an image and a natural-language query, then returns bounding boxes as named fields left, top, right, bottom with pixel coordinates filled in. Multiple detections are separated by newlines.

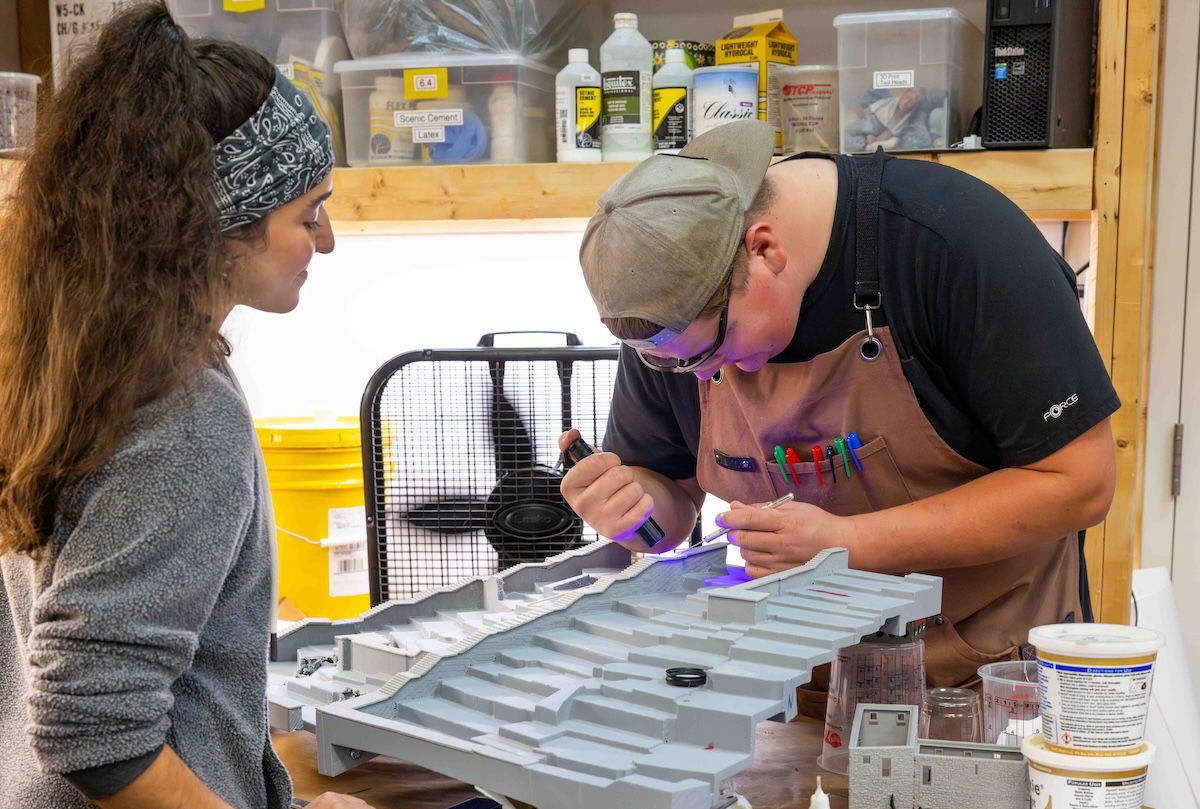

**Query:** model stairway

left=311, top=544, right=941, bottom=809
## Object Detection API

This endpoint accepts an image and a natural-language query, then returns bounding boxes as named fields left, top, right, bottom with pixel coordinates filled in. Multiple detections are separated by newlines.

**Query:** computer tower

left=981, top=0, right=1096, bottom=148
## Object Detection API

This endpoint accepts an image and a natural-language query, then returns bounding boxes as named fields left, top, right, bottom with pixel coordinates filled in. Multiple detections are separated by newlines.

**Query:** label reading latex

left=602, top=70, right=643, bottom=128
left=404, top=68, right=449, bottom=100
left=413, top=127, right=446, bottom=143
left=652, top=87, right=689, bottom=150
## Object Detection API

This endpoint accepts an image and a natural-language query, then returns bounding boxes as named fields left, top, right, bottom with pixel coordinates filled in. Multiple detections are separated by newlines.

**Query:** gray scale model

left=848, top=704, right=1030, bottom=809
left=270, top=541, right=943, bottom=809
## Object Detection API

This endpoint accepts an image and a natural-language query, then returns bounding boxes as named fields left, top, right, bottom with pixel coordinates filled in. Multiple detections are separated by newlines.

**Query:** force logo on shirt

left=1044, top=393, right=1080, bottom=421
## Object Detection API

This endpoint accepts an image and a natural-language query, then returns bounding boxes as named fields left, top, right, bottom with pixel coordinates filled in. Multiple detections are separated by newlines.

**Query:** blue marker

left=846, top=432, right=864, bottom=473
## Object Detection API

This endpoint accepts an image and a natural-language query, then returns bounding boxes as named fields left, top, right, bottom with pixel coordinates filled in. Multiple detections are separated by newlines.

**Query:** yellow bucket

left=255, top=416, right=370, bottom=620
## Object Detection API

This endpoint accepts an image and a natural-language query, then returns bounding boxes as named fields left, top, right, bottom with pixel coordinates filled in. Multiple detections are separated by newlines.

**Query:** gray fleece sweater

left=0, top=368, right=291, bottom=808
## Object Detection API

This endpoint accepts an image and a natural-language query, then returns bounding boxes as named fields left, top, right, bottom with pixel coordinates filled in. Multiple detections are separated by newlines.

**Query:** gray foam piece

left=848, top=704, right=1030, bottom=809
left=272, top=540, right=942, bottom=809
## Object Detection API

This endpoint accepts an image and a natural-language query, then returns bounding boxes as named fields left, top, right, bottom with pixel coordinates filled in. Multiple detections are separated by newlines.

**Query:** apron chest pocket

left=755, top=435, right=917, bottom=516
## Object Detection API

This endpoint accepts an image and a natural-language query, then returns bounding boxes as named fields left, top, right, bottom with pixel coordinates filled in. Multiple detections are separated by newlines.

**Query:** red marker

left=784, top=447, right=802, bottom=485
left=812, top=446, right=825, bottom=485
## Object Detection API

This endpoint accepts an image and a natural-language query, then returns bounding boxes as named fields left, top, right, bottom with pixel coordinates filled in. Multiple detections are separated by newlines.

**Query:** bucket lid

left=1029, top=623, right=1165, bottom=658
left=255, top=416, right=360, bottom=447
left=1022, top=735, right=1156, bottom=770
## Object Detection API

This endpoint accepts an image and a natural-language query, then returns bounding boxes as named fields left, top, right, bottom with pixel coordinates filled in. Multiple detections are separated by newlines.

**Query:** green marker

left=834, top=436, right=852, bottom=479
left=773, top=445, right=792, bottom=485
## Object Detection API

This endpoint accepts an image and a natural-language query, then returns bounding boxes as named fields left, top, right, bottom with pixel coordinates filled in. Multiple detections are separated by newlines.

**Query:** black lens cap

left=665, top=667, right=707, bottom=687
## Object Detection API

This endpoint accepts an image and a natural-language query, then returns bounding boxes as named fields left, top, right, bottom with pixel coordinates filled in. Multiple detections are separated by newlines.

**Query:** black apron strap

left=854, top=146, right=887, bottom=310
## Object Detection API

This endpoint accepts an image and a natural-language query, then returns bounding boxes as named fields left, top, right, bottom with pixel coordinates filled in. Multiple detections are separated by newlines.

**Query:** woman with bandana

left=0, top=4, right=373, bottom=808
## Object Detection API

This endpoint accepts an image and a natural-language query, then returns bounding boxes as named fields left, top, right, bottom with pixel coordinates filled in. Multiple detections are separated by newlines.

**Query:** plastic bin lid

left=833, top=8, right=969, bottom=26
left=335, top=52, right=555, bottom=76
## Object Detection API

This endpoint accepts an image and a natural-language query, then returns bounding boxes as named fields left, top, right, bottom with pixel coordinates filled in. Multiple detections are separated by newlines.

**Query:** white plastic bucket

left=1030, top=623, right=1164, bottom=755
left=1023, top=734, right=1154, bottom=809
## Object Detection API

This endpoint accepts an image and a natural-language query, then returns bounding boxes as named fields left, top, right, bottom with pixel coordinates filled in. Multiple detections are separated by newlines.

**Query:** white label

left=556, top=86, right=570, bottom=147
left=328, top=541, right=369, bottom=597
left=413, top=126, right=446, bottom=143
left=412, top=72, right=439, bottom=92
left=276, top=63, right=295, bottom=80
left=1038, top=658, right=1155, bottom=751
left=1029, top=765, right=1147, bottom=809
left=328, top=505, right=366, bottom=541
left=873, top=70, right=916, bottom=89
left=50, top=0, right=126, bottom=82
left=393, top=109, right=464, bottom=128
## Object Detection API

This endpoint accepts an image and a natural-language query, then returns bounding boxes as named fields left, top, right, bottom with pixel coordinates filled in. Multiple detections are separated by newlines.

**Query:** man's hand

left=721, top=500, right=856, bottom=578
left=558, top=429, right=655, bottom=543
left=557, top=429, right=704, bottom=553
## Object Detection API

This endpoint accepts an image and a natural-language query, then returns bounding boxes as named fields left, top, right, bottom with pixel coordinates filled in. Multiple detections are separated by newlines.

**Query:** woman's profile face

left=231, top=174, right=335, bottom=314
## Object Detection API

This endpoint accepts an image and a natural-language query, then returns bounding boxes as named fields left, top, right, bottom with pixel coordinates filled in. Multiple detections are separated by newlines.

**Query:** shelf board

left=326, top=148, right=1094, bottom=226
left=1, top=149, right=1095, bottom=227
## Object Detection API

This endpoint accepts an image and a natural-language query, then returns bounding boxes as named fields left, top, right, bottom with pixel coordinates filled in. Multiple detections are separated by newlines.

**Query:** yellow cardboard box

left=716, top=10, right=799, bottom=152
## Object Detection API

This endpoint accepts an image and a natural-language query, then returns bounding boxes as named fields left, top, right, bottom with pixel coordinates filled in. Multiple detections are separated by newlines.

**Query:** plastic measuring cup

left=818, top=633, right=925, bottom=774
left=979, top=659, right=1040, bottom=747
left=0, top=72, right=41, bottom=155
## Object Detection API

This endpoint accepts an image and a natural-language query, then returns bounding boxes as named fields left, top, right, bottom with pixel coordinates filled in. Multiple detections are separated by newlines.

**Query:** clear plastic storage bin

left=169, top=0, right=352, bottom=164
left=335, top=53, right=554, bottom=166
left=834, top=9, right=982, bottom=153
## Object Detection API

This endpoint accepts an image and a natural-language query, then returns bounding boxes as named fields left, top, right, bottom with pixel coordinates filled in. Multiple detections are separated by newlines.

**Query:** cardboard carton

left=716, top=9, right=799, bottom=152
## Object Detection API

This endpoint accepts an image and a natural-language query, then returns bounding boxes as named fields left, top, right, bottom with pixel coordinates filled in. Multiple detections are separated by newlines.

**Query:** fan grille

left=364, top=347, right=619, bottom=602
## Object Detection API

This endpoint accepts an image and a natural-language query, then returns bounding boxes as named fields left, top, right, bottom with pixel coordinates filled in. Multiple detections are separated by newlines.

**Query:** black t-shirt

left=604, top=153, right=1120, bottom=481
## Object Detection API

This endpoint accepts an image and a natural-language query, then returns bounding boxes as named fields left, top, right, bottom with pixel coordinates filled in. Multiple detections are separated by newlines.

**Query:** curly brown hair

left=0, top=2, right=274, bottom=556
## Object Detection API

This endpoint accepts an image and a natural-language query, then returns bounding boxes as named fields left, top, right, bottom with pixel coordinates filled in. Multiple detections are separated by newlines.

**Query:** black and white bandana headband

left=212, top=68, right=334, bottom=232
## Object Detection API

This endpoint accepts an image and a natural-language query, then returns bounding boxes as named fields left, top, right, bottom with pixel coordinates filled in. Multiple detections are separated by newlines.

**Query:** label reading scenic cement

left=652, top=87, right=689, bottom=151
left=394, top=109, right=464, bottom=128
left=602, top=70, right=643, bottom=129
left=1038, top=658, right=1156, bottom=752
left=576, top=87, right=602, bottom=148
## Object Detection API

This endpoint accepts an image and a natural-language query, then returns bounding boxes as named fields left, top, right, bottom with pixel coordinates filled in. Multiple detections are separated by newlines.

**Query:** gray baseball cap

left=579, top=120, right=775, bottom=348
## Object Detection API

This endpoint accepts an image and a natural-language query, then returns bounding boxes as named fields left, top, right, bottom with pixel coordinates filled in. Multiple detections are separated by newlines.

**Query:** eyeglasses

left=635, top=288, right=731, bottom=374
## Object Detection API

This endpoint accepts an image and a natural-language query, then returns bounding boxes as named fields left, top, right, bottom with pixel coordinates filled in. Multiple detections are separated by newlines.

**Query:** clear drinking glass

left=919, top=687, right=982, bottom=743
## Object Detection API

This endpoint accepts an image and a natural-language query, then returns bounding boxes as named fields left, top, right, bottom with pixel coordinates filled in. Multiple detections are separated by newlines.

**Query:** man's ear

left=744, top=222, right=787, bottom=276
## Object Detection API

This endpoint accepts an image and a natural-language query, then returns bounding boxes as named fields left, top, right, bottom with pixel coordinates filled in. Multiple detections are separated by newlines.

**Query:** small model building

left=848, top=704, right=1030, bottom=809
left=271, top=541, right=943, bottom=809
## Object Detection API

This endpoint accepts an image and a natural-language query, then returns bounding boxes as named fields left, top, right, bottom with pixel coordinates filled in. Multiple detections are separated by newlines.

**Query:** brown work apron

left=694, top=151, right=1081, bottom=719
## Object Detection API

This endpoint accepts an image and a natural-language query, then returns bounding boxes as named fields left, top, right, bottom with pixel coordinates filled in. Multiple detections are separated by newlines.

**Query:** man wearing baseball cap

left=559, top=120, right=1118, bottom=716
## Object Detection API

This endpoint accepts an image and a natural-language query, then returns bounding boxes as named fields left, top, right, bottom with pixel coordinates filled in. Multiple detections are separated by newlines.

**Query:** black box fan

left=359, top=332, right=620, bottom=605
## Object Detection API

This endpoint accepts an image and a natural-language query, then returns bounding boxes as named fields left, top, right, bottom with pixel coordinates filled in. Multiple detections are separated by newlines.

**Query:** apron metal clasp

left=854, top=293, right=883, bottom=362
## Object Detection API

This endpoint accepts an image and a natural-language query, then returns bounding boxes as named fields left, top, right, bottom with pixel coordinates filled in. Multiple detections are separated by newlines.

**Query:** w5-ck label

left=602, top=70, right=644, bottom=128
left=652, top=87, right=689, bottom=151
